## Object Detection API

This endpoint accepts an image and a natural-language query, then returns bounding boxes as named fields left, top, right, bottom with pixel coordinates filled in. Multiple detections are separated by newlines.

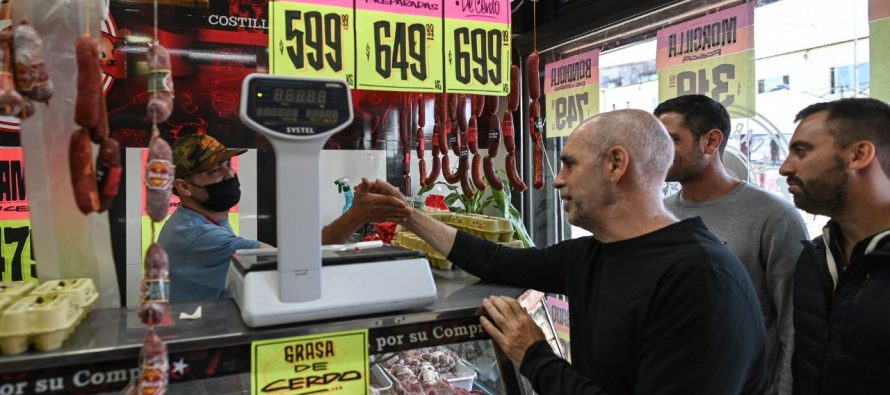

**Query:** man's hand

left=361, top=178, right=406, bottom=201
left=350, top=178, right=412, bottom=223
left=480, top=296, right=547, bottom=365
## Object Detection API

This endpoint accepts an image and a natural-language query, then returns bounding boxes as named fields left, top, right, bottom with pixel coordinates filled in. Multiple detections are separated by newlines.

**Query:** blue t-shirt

left=157, top=206, right=261, bottom=303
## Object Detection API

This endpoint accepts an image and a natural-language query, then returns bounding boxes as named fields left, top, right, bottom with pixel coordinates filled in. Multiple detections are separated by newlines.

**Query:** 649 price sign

left=270, top=1, right=355, bottom=86
left=373, top=22, right=432, bottom=83
left=355, top=8, right=443, bottom=92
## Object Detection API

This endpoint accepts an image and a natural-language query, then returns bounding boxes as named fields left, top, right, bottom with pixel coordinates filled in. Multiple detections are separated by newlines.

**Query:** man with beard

left=365, top=109, right=767, bottom=394
left=654, top=95, right=808, bottom=395
left=779, top=98, right=890, bottom=395
left=158, top=134, right=412, bottom=303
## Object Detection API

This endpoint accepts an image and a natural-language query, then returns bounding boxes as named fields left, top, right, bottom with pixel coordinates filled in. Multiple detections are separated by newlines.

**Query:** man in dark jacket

left=779, top=98, right=890, bottom=394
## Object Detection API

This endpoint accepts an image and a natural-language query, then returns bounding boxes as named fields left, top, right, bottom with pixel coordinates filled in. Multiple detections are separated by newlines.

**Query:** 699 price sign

left=444, top=0, right=511, bottom=95
left=355, top=0, right=443, bottom=92
left=270, top=0, right=356, bottom=86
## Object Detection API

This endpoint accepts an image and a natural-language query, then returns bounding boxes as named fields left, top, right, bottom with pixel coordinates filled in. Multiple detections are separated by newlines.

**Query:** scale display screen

left=243, top=77, right=351, bottom=137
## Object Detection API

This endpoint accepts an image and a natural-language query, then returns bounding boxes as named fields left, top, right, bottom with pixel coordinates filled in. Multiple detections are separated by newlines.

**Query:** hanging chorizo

left=487, top=114, right=500, bottom=158
left=532, top=131, right=545, bottom=190
left=95, top=137, right=122, bottom=213
left=139, top=243, right=172, bottom=327
left=13, top=21, right=53, bottom=103
left=75, top=35, right=101, bottom=128
left=69, top=128, right=99, bottom=215
left=507, top=65, right=520, bottom=112
left=527, top=51, right=540, bottom=101
left=146, top=43, right=174, bottom=124
left=471, top=153, right=486, bottom=191
left=144, top=127, right=173, bottom=222
left=483, top=155, right=503, bottom=191
left=425, top=128, right=441, bottom=185
left=505, top=152, right=528, bottom=192
left=467, top=117, right=479, bottom=155
left=458, top=148, right=473, bottom=199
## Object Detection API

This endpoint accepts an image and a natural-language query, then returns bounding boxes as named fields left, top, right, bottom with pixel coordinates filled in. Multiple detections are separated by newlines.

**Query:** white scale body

left=229, top=74, right=437, bottom=327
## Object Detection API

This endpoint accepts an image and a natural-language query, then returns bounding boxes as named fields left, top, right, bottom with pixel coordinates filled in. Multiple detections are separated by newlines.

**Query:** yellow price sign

left=870, top=0, right=890, bottom=101
left=0, top=219, right=36, bottom=283
left=269, top=0, right=355, bottom=86
left=444, top=0, right=511, bottom=95
left=545, top=86, right=598, bottom=139
left=0, top=148, right=36, bottom=282
left=544, top=49, right=600, bottom=138
left=659, top=51, right=755, bottom=118
left=355, top=1, right=443, bottom=92
left=656, top=2, right=755, bottom=117
left=252, top=329, right=369, bottom=395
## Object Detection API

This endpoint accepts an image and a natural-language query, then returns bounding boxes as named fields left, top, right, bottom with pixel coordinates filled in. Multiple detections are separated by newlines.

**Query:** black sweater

left=448, top=218, right=768, bottom=395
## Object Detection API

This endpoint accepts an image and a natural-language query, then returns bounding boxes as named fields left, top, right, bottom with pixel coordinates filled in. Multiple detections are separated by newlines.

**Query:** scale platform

left=232, top=73, right=437, bottom=327
left=228, top=246, right=437, bottom=327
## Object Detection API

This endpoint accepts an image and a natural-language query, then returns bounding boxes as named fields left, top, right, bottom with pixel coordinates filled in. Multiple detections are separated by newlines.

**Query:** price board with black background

left=444, top=0, right=511, bottom=95
left=355, top=0, right=444, bottom=92
left=544, top=49, right=600, bottom=138
left=270, top=0, right=356, bottom=86
left=0, top=148, right=36, bottom=283
left=657, top=2, right=755, bottom=117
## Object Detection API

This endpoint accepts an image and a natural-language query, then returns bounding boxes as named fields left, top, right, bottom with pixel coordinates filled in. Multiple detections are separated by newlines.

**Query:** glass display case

left=0, top=273, right=529, bottom=395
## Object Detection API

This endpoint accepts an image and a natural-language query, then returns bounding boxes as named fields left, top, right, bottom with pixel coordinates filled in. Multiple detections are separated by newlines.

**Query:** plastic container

left=446, top=360, right=477, bottom=391
left=0, top=281, right=36, bottom=300
left=31, top=278, right=99, bottom=311
left=369, top=364, right=393, bottom=392
left=0, top=294, right=81, bottom=354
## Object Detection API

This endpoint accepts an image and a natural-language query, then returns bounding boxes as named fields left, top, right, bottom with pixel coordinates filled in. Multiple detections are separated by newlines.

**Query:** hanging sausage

left=527, top=51, right=545, bottom=190
left=503, top=65, right=527, bottom=192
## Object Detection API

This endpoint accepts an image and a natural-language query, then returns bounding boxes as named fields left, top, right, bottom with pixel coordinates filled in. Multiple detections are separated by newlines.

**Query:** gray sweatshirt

left=665, top=182, right=808, bottom=395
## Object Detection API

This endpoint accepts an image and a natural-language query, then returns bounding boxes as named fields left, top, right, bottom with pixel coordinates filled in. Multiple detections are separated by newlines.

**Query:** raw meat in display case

left=372, top=342, right=504, bottom=395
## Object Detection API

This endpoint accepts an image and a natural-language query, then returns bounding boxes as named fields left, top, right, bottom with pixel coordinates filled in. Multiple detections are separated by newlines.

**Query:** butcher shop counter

left=0, top=270, right=528, bottom=395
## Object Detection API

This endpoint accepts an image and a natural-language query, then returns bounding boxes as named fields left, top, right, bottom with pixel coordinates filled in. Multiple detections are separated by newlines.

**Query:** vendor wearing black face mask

left=158, top=134, right=414, bottom=303
left=158, top=133, right=272, bottom=303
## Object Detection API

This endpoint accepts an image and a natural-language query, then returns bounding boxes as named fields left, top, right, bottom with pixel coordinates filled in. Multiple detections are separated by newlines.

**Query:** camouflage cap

left=173, top=134, right=247, bottom=179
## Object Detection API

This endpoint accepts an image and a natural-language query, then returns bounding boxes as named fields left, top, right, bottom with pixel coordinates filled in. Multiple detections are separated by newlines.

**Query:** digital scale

left=229, top=74, right=437, bottom=327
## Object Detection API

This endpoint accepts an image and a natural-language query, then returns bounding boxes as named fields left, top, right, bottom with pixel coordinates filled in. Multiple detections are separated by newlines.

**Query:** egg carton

left=429, top=212, right=514, bottom=242
left=393, top=231, right=525, bottom=270
left=0, top=294, right=82, bottom=355
left=32, top=278, right=99, bottom=312
left=0, top=281, right=36, bottom=300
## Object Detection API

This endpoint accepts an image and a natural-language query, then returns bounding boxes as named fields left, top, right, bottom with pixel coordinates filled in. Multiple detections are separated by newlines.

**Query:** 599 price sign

left=355, top=0, right=443, bottom=92
left=444, top=0, right=511, bottom=95
left=270, top=0, right=356, bottom=86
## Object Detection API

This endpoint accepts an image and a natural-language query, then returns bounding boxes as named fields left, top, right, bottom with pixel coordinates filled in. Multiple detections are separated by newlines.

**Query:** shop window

left=534, top=0, right=872, bottom=244
left=830, top=63, right=870, bottom=94
left=758, top=75, right=790, bottom=93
